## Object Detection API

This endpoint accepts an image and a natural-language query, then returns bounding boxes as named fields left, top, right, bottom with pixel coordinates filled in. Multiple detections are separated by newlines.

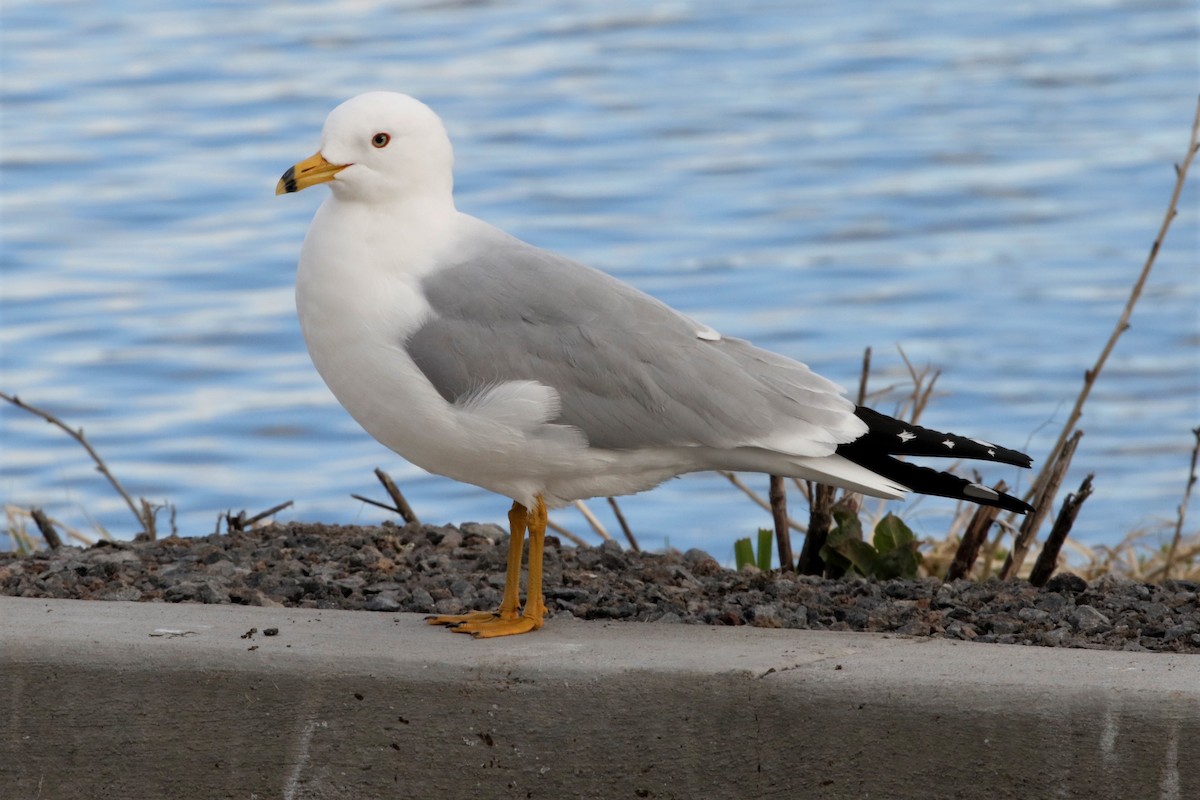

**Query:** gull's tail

left=835, top=406, right=1034, bottom=514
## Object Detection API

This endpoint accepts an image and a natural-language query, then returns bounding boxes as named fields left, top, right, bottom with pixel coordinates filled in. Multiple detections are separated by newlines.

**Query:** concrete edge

left=2, top=596, right=1197, bottom=799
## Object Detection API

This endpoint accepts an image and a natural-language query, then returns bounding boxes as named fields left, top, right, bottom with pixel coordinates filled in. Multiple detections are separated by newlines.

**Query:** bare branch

left=1029, top=474, right=1095, bottom=587
left=1002, top=430, right=1083, bottom=579
left=373, top=468, right=420, bottom=526
left=1163, top=427, right=1200, bottom=580
left=606, top=497, right=639, bottom=552
left=29, top=508, right=63, bottom=549
left=573, top=500, right=612, bottom=541
left=945, top=481, right=1007, bottom=581
left=797, top=483, right=836, bottom=575
left=243, top=500, right=294, bottom=528
left=1026, top=97, right=1200, bottom=505
left=0, top=390, right=150, bottom=535
left=545, top=516, right=588, bottom=547
left=856, top=346, right=872, bottom=407
left=769, top=475, right=793, bottom=571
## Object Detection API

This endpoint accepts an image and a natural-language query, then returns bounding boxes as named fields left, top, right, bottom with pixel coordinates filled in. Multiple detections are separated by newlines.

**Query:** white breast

left=295, top=198, right=462, bottom=471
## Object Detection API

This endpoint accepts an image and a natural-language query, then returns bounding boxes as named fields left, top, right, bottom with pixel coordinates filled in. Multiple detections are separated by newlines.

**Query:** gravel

left=2, top=521, right=1197, bottom=653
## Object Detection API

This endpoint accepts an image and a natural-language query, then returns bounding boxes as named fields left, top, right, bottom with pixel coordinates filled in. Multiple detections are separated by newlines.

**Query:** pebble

left=2, top=522, right=1196, bottom=653
left=1068, top=604, right=1111, bottom=633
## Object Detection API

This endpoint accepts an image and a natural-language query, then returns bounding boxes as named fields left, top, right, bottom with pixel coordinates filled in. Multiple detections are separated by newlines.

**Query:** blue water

left=2, top=0, right=1197, bottom=561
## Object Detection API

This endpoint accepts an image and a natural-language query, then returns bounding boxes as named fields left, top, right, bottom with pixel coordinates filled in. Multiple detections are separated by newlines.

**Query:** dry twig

left=0, top=390, right=153, bottom=536
left=797, top=483, right=836, bottom=575
left=1029, top=474, right=1095, bottom=587
left=572, top=500, right=612, bottom=542
left=1001, top=431, right=1083, bottom=579
left=769, top=475, right=793, bottom=571
left=856, top=346, right=872, bottom=407
left=29, top=508, right=63, bottom=549
left=372, top=468, right=420, bottom=526
left=945, top=481, right=1007, bottom=581
left=352, top=469, right=421, bottom=526
left=1163, top=427, right=1200, bottom=580
left=606, top=497, right=639, bottom=552
left=545, top=517, right=588, bottom=547
left=1025, top=97, right=1200, bottom=508
left=243, top=500, right=294, bottom=528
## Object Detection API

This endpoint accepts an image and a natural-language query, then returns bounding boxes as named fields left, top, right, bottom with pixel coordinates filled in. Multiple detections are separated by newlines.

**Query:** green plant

left=734, top=528, right=775, bottom=570
left=820, top=510, right=923, bottom=580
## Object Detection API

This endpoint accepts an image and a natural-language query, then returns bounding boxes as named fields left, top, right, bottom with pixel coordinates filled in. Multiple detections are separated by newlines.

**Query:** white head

left=276, top=92, right=455, bottom=206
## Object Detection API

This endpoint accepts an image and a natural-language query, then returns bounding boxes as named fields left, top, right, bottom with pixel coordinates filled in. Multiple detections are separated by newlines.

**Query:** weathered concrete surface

left=1, top=596, right=1196, bottom=800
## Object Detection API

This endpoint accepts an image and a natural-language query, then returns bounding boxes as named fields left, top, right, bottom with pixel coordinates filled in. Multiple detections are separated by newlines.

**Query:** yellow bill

left=276, top=152, right=347, bottom=195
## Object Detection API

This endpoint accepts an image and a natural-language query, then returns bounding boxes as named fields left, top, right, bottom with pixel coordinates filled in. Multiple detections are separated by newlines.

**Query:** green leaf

left=833, top=538, right=880, bottom=577
left=873, top=546, right=923, bottom=580
left=831, top=505, right=863, bottom=541
left=872, top=513, right=922, bottom=578
left=820, top=507, right=867, bottom=578
left=734, top=537, right=755, bottom=570
left=756, top=528, right=774, bottom=571
left=873, top=513, right=915, bottom=555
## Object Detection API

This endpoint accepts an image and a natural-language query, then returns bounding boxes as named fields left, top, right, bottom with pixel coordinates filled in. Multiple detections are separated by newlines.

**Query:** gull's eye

left=371, top=132, right=391, bottom=148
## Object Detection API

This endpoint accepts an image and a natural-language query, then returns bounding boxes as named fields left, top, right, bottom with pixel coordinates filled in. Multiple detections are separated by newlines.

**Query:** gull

left=276, top=92, right=1033, bottom=638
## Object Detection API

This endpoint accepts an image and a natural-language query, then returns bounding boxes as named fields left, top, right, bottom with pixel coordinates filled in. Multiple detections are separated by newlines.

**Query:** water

left=2, top=0, right=1197, bottom=562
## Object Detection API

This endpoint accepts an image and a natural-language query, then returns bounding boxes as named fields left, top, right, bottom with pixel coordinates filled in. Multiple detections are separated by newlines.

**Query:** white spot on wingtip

left=942, top=439, right=955, bottom=449
left=964, top=483, right=999, bottom=501
left=897, top=430, right=916, bottom=443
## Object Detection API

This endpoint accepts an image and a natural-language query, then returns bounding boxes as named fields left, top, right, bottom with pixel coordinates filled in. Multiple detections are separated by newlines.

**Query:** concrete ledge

left=2, top=597, right=1196, bottom=799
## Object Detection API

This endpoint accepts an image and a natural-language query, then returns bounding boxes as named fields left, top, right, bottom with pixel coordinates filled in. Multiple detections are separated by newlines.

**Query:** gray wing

left=406, top=224, right=863, bottom=456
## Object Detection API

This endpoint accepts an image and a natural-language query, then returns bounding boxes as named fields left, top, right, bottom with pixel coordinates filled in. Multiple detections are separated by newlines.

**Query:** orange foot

left=425, top=610, right=507, bottom=627
left=425, top=610, right=541, bottom=638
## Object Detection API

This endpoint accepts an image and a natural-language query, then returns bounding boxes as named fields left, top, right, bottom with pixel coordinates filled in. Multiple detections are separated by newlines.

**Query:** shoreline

left=2, top=519, right=1197, bottom=653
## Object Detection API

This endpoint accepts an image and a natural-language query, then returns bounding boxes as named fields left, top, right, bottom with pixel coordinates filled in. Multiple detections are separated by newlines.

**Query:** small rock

left=433, top=529, right=463, bottom=550
left=1035, top=593, right=1070, bottom=615
left=1163, top=620, right=1198, bottom=642
left=895, top=618, right=932, bottom=637
left=165, top=579, right=229, bottom=604
left=366, top=592, right=402, bottom=612
left=682, top=549, right=721, bottom=576
left=99, top=586, right=142, bottom=602
left=598, top=540, right=628, bottom=570
left=433, top=597, right=463, bottom=616
left=87, top=550, right=142, bottom=569
left=1017, top=607, right=1051, bottom=623
left=410, top=587, right=434, bottom=610
left=1041, top=627, right=1074, bottom=647
left=747, top=605, right=783, bottom=628
left=945, top=621, right=978, bottom=640
left=1068, top=605, right=1111, bottom=633
left=1043, top=573, right=1087, bottom=595
left=449, top=579, right=476, bottom=600
left=986, top=615, right=1021, bottom=635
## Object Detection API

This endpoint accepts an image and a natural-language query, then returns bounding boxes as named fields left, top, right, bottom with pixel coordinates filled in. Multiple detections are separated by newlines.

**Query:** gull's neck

left=306, top=189, right=462, bottom=282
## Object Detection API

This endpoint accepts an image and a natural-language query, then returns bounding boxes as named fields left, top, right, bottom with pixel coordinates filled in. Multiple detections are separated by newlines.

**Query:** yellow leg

left=521, top=498, right=547, bottom=625
left=426, top=499, right=549, bottom=637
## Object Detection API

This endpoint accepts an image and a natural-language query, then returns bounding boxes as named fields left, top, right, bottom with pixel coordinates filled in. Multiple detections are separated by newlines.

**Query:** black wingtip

left=849, top=406, right=1034, bottom=468
left=964, top=481, right=1034, bottom=514
left=835, top=406, right=1035, bottom=513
